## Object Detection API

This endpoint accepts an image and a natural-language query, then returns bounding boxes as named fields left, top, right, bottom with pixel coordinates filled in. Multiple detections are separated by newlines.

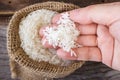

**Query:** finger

left=78, top=24, right=97, bottom=35
left=40, top=23, right=79, bottom=48
left=39, top=22, right=80, bottom=38
left=52, top=2, right=120, bottom=26
left=69, top=4, right=120, bottom=25
left=97, top=25, right=114, bottom=67
left=39, top=26, right=47, bottom=37
left=52, top=14, right=61, bottom=24
left=52, top=14, right=97, bottom=35
left=109, top=20, right=120, bottom=42
left=112, top=39, right=120, bottom=70
left=77, top=35, right=97, bottom=46
left=42, top=35, right=97, bottom=48
left=57, top=47, right=101, bottom=62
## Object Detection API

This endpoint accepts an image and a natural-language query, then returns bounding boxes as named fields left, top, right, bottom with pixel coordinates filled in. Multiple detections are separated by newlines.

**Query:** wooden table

left=0, top=0, right=120, bottom=80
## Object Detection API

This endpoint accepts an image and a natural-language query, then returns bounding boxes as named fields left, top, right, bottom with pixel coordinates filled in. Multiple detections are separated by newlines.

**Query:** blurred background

left=0, top=0, right=120, bottom=80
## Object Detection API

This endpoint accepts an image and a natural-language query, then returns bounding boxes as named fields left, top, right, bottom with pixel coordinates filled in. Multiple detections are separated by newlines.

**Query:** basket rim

left=7, top=1, right=84, bottom=74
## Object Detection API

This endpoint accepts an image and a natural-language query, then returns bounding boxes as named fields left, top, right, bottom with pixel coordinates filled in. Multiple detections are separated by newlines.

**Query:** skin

left=39, top=2, right=120, bottom=71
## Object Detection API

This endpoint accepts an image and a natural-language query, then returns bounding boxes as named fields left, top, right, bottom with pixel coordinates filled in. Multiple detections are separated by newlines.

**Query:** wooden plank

left=0, top=0, right=103, bottom=26
left=0, top=0, right=103, bottom=24
left=0, top=24, right=12, bottom=80
left=0, top=0, right=120, bottom=16
left=0, top=0, right=103, bottom=16
left=0, top=16, right=11, bottom=24
left=104, top=0, right=120, bottom=2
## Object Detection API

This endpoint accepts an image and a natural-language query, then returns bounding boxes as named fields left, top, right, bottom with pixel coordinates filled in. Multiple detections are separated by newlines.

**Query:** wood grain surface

left=0, top=0, right=120, bottom=80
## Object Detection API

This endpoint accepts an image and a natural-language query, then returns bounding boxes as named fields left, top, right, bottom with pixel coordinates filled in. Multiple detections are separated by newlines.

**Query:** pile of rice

left=19, top=9, right=74, bottom=66
left=43, top=12, right=81, bottom=56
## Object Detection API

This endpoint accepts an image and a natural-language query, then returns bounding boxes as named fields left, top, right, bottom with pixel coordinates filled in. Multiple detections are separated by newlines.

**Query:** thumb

left=52, top=2, right=120, bottom=26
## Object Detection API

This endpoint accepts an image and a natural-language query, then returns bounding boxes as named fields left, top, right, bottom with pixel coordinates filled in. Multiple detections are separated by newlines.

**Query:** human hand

left=39, top=2, right=120, bottom=70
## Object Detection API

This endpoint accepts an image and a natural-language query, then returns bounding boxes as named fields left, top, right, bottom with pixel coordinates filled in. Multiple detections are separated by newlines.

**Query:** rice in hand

left=19, top=9, right=76, bottom=66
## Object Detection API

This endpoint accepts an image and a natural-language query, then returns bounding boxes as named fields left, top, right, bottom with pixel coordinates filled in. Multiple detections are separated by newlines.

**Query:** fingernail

left=51, top=14, right=61, bottom=24
left=39, top=26, right=47, bottom=37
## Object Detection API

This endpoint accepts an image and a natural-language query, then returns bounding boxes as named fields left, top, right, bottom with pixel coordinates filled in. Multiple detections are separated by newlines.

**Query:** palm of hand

left=40, top=2, right=120, bottom=70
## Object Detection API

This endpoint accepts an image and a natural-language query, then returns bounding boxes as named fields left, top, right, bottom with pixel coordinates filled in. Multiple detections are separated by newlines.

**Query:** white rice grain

left=19, top=9, right=73, bottom=66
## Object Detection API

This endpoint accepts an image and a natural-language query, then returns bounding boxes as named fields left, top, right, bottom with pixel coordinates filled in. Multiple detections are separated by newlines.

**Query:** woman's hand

left=40, top=2, right=120, bottom=70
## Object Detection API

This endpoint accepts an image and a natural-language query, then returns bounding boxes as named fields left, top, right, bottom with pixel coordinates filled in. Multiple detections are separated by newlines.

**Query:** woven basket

left=7, top=1, right=84, bottom=80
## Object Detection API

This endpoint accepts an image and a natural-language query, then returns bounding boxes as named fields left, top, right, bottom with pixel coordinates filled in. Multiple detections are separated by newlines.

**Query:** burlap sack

left=7, top=1, right=84, bottom=80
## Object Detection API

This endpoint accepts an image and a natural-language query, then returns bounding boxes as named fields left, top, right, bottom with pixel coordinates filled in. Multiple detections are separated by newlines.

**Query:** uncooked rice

left=43, top=12, right=81, bottom=56
left=19, top=9, right=74, bottom=66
